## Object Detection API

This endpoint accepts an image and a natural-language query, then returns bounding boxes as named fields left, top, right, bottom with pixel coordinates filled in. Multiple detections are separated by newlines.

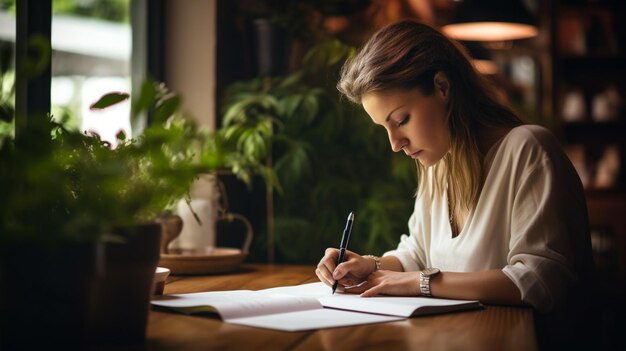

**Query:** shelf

left=560, top=121, right=626, bottom=144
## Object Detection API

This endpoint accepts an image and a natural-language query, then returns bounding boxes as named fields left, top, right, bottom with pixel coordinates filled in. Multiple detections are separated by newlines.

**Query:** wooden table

left=146, top=264, right=538, bottom=351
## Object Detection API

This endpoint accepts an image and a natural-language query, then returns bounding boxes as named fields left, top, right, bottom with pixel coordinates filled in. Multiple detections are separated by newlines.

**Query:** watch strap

left=419, top=268, right=440, bottom=297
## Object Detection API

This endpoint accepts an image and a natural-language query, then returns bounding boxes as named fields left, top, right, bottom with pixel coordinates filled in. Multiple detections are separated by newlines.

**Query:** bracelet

left=363, top=255, right=381, bottom=272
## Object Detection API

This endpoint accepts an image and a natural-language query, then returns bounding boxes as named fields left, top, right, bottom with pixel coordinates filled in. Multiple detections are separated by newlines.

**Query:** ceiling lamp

left=442, top=0, right=538, bottom=41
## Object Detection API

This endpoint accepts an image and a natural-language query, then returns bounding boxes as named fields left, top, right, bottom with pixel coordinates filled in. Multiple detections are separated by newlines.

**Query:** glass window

left=0, top=0, right=16, bottom=142
left=51, top=0, right=131, bottom=146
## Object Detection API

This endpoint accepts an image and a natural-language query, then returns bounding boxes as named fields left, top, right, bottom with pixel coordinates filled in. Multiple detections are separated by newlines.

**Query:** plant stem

left=263, top=75, right=275, bottom=264
left=266, top=151, right=274, bottom=264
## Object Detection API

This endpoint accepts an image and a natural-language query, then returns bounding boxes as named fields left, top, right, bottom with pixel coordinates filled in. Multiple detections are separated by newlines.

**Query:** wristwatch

left=419, top=268, right=440, bottom=297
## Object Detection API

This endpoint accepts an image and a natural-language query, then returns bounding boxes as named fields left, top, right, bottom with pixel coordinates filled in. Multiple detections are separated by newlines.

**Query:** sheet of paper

left=152, top=282, right=479, bottom=331
left=257, top=282, right=332, bottom=298
left=151, top=290, right=321, bottom=319
left=319, top=293, right=479, bottom=317
left=228, top=307, right=403, bottom=332
left=258, top=282, right=480, bottom=317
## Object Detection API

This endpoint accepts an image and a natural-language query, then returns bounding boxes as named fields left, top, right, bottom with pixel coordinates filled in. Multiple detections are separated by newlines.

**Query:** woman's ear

left=433, top=71, right=450, bottom=102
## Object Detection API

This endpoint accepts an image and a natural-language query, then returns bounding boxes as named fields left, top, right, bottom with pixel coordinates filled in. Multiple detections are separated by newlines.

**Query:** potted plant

left=0, top=77, right=270, bottom=348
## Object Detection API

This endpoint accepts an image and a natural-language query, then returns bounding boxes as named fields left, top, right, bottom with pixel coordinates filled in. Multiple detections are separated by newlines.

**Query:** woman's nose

left=387, top=129, right=407, bottom=153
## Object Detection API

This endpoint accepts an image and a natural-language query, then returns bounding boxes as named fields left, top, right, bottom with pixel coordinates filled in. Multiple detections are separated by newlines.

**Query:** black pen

left=332, top=211, right=354, bottom=294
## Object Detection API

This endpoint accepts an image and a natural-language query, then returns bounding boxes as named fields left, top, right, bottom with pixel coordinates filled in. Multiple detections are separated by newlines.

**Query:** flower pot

left=0, top=222, right=161, bottom=349
left=84, top=222, right=162, bottom=344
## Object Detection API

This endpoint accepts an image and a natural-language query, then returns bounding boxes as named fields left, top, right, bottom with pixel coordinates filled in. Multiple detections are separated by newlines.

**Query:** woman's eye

left=397, top=115, right=410, bottom=127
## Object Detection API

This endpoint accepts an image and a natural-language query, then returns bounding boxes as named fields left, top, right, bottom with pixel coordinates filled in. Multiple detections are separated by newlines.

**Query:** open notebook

left=151, top=282, right=482, bottom=332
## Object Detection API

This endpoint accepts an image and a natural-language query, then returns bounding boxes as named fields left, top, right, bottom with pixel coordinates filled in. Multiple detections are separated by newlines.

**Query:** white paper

left=229, top=309, right=402, bottom=332
left=151, top=282, right=480, bottom=331
left=319, top=293, right=480, bottom=317
left=258, top=282, right=481, bottom=317
left=151, top=290, right=321, bottom=320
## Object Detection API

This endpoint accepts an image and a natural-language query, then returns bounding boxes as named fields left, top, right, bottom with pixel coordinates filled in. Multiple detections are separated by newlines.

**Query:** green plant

left=0, top=78, right=272, bottom=244
left=276, top=41, right=417, bottom=263
left=221, top=40, right=416, bottom=264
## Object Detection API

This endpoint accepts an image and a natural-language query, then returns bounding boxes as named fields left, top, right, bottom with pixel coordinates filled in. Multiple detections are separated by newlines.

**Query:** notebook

left=151, top=282, right=482, bottom=332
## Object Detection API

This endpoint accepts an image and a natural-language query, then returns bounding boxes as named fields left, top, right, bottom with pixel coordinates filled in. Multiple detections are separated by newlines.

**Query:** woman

left=316, top=20, right=595, bottom=347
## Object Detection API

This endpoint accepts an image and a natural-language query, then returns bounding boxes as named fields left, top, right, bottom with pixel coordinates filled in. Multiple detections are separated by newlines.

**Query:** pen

left=332, top=211, right=354, bottom=294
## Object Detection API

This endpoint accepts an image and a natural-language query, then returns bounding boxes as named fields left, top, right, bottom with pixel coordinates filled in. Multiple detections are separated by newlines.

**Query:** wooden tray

left=159, top=247, right=247, bottom=275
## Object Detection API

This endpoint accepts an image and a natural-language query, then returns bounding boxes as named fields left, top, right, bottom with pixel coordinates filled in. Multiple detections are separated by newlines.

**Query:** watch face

left=422, top=268, right=440, bottom=277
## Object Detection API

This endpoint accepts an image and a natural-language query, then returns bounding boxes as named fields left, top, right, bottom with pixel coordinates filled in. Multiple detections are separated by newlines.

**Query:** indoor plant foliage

left=0, top=80, right=270, bottom=244
left=221, top=40, right=417, bottom=263
left=1, top=82, right=193, bottom=243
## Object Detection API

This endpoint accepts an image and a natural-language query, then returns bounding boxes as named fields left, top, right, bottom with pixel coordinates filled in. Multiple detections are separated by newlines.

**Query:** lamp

left=442, top=0, right=538, bottom=41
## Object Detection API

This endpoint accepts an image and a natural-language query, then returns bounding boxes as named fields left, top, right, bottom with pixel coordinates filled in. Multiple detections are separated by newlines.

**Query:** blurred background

left=1, top=0, right=625, bottom=346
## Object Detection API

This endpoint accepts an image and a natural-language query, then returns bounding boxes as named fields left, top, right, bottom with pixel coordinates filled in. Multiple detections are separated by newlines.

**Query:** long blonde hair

left=338, top=20, right=523, bottom=211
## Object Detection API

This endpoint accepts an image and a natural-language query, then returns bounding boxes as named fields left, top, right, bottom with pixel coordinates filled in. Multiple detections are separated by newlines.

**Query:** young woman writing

left=316, top=20, right=595, bottom=348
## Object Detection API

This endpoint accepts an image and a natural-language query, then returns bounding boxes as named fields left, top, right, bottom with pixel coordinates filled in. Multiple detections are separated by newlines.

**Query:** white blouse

left=384, top=125, right=593, bottom=312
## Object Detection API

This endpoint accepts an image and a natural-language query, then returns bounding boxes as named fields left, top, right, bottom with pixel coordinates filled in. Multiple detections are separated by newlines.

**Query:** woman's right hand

left=315, top=248, right=376, bottom=290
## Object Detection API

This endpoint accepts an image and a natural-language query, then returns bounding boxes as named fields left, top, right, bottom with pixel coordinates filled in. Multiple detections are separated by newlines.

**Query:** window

left=0, top=1, right=15, bottom=142
left=51, top=0, right=131, bottom=145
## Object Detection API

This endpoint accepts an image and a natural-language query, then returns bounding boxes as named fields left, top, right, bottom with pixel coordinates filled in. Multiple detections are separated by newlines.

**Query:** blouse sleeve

left=383, top=197, right=428, bottom=272
left=501, top=156, right=577, bottom=312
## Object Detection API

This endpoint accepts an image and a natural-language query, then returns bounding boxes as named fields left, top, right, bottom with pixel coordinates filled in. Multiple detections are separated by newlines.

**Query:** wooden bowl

left=158, top=247, right=247, bottom=275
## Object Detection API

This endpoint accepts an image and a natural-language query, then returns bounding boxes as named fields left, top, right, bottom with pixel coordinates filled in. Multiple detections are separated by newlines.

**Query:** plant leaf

left=0, top=104, right=14, bottom=122
left=90, top=92, right=130, bottom=110
left=116, top=130, right=127, bottom=141
left=154, top=95, right=181, bottom=124
left=132, top=80, right=157, bottom=118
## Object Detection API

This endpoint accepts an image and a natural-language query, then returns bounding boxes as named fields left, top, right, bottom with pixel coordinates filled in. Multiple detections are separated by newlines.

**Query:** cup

left=153, top=267, right=171, bottom=295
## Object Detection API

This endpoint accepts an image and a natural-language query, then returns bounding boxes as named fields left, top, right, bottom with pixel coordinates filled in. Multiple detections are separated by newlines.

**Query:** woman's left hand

left=344, top=270, right=423, bottom=297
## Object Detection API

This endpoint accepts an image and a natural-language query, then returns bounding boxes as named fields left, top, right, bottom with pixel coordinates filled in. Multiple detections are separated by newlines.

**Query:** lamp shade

left=442, top=0, right=538, bottom=41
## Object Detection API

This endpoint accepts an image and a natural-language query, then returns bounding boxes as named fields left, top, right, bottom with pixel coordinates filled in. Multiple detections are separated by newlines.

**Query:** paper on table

left=151, top=282, right=480, bottom=331
left=152, top=288, right=403, bottom=331
left=259, top=282, right=482, bottom=317
left=229, top=308, right=402, bottom=332
left=152, top=290, right=320, bottom=320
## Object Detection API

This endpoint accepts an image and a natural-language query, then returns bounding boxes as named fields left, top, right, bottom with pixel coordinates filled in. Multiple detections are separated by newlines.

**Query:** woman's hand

left=315, top=249, right=422, bottom=297
left=344, top=270, right=422, bottom=297
left=315, top=248, right=375, bottom=290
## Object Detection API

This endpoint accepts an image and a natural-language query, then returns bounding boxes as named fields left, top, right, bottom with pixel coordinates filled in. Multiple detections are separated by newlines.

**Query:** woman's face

left=362, top=86, right=450, bottom=167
